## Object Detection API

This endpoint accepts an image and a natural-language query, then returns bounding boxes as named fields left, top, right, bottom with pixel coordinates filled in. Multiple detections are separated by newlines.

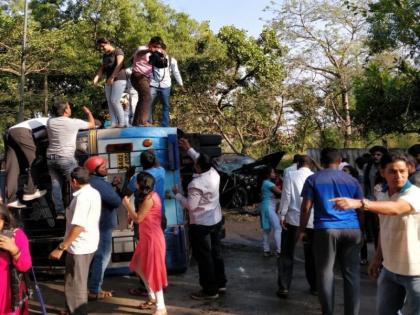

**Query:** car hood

left=233, top=151, right=285, bottom=172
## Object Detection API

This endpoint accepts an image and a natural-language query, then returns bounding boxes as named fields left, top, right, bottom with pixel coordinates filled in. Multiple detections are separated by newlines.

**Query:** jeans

left=262, top=207, right=281, bottom=253
left=377, top=267, right=420, bottom=315
left=130, top=73, right=151, bottom=126
left=47, top=156, right=78, bottom=214
left=5, top=128, right=37, bottom=201
left=313, top=229, right=362, bottom=315
left=124, top=85, right=138, bottom=127
left=189, top=221, right=227, bottom=295
left=105, top=79, right=126, bottom=127
left=88, top=227, right=113, bottom=294
left=150, top=86, right=171, bottom=127
left=277, top=224, right=316, bottom=292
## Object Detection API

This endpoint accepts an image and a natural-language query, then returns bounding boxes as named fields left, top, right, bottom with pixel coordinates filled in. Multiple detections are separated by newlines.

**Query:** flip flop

left=88, top=290, right=114, bottom=301
left=138, top=300, right=156, bottom=310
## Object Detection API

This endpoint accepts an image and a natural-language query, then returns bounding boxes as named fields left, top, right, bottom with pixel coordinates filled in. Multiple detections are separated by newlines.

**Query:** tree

left=269, top=0, right=368, bottom=147
left=351, top=0, right=420, bottom=137
left=366, top=0, right=420, bottom=62
left=173, top=26, right=286, bottom=155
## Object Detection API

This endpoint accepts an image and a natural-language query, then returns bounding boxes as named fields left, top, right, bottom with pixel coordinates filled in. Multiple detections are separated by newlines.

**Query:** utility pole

left=18, top=0, right=29, bottom=122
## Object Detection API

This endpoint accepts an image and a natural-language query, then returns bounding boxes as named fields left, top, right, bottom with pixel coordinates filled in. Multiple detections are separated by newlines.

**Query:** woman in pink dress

left=123, top=172, right=168, bottom=315
left=0, top=205, right=32, bottom=315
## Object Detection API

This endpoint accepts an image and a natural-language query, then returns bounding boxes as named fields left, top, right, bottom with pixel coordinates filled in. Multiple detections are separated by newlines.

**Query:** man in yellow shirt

left=331, top=153, right=420, bottom=315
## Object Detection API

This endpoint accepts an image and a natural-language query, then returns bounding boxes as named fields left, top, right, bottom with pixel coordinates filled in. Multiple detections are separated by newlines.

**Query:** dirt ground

left=28, top=212, right=377, bottom=315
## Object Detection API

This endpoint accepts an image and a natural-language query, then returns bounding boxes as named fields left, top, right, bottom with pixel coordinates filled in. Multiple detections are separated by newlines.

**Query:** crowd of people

left=0, top=98, right=225, bottom=314
left=94, top=36, right=184, bottom=128
left=259, top=145, right=420, bottom=315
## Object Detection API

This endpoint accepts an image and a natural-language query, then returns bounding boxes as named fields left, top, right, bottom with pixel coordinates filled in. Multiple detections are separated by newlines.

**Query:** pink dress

left=0, top=228, right=32, bottom=315
left=129, top=192, right=168, bottom=292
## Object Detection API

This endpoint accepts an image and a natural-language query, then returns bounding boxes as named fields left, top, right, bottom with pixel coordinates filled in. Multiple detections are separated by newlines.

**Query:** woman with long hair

left=259, top=166, right=282, bottom=257
left=123, top=172, right=168, bottom=315
left=0, top=205, right=32, bottom=314
left=93, top=38, right=127, bottom=128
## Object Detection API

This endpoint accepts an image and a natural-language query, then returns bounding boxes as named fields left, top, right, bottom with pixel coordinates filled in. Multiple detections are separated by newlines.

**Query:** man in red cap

left=83, top=156, right=121, bottom=300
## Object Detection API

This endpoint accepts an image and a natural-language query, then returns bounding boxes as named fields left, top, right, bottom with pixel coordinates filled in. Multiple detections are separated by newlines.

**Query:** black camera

left=149, top=51, right=168, bottom=68
left=0, top=229, right=13, bottom=238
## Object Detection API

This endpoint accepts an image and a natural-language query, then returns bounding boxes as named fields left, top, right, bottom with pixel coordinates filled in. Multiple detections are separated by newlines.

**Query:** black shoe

left=191, top=290, right=219, bottom=300
left=276, top=289, right=288, bottom=299
left=218, top=287, right=226, bottom=295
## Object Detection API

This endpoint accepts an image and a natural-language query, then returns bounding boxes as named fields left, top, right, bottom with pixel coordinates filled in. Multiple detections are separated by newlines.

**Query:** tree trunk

left=342, top=90, right=352, bottom=148
left=43, top=74, right=49, bottom=115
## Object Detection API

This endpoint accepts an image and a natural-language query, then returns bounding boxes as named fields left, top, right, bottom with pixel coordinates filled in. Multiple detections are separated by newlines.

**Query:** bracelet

left=11, top=249, right=21, bottom=257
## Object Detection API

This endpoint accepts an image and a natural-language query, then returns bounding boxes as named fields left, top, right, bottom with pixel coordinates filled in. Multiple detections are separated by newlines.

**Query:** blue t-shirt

left=128, top=166, right=166, bottom=211
left=301, top=169, right=363, bottom=229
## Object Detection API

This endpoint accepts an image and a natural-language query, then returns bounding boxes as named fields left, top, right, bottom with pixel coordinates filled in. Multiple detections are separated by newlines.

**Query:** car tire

left=230, top=186, right=248, bottom=209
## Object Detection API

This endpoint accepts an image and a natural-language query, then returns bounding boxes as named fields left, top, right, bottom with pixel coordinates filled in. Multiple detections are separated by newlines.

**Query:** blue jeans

left=105, top=79, right=126, bottom=127
left=313, top=229, right=362, bottom=315
left=88, top=227, right=113, bottom=294
left=377, top=267, right=420, bottom=315
left=150, top=86, right=171, bottom=127
left=47, top=156, right=78, bottom=214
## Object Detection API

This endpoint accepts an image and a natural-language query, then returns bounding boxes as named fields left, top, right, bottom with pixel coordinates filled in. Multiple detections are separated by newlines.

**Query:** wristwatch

left=57, top=242, right=67, bottom=251
left=361, top=198, right=370, bottom=211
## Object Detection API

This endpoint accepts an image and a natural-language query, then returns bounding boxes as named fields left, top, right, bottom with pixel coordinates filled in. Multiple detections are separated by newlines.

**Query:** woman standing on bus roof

left=123, top=172, right=168, bottom=315
left=93, top=38, right=127, bottom=128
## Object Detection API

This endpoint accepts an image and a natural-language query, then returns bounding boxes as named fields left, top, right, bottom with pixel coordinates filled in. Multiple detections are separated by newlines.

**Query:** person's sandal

left=138, top=299, right=156, bottom=310
left=88, top=290, right=114, bottom=301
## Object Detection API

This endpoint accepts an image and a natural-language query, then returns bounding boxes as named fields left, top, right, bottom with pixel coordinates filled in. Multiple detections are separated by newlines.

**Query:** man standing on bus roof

left=84, top=156, right=121, bottom=301
left=46, top=101, right=95, bottom=218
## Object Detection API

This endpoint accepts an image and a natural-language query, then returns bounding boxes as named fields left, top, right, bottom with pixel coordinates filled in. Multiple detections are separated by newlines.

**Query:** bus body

left=7, top=127, right=190, bottom=274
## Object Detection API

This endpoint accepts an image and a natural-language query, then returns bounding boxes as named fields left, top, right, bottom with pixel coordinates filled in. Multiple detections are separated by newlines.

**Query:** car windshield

left=213, top=154, right=255, bottom=173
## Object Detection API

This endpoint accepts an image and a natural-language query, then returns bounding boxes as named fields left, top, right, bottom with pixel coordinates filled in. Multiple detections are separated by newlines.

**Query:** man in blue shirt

left=127, top=150, right=166, bottom=228
left=299, top=148, right=363, bottom=315
left=84, top=156, right=121, bottom=300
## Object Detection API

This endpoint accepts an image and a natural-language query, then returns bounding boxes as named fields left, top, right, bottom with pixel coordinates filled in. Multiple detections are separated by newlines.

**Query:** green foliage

left=173, top=26, right=286, bottom=156
left=367, top=0, right=420, bottom=61
left=353, top=61, right=420, bottom=136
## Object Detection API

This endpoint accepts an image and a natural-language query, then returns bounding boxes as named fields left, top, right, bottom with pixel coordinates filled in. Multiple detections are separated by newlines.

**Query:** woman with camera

left=93, top=38, right=127, bottom=128
left=130, top=36, right=165, bottom=126
left=0, top=205, right=32, bottom=315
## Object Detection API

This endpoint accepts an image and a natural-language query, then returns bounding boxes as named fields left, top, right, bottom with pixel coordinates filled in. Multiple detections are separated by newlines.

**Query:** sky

left=163, top=0, right=276, bottom=37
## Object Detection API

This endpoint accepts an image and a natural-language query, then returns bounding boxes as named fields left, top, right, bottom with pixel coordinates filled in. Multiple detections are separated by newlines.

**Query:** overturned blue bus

left=3, top=127, right=221, bottom=275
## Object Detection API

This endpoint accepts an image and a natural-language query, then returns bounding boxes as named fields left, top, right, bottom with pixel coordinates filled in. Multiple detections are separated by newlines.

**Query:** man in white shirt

left=47, top=101, right=95, bottom=217
left=49, top=167, right=101, bottom=315
left=6, top=117, right=48, bottom=208
left=149, top=44, right=184, bottom=127
left=331, top=153, right=420, bottom=315
left=277, top=155, right=316, bottom=297
left=282, top=154, right=301, bottom=179
left=172, top=138, right=226, bottom=300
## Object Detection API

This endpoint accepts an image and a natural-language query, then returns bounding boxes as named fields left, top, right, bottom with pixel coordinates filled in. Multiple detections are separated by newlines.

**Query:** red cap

left=84, top=156, right=106, bottom=174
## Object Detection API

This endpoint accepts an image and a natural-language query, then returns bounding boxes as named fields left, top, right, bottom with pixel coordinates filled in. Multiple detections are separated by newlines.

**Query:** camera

left=149, top=51, right=168, bottom=68
left=0, top=229, right=13, bottom=238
